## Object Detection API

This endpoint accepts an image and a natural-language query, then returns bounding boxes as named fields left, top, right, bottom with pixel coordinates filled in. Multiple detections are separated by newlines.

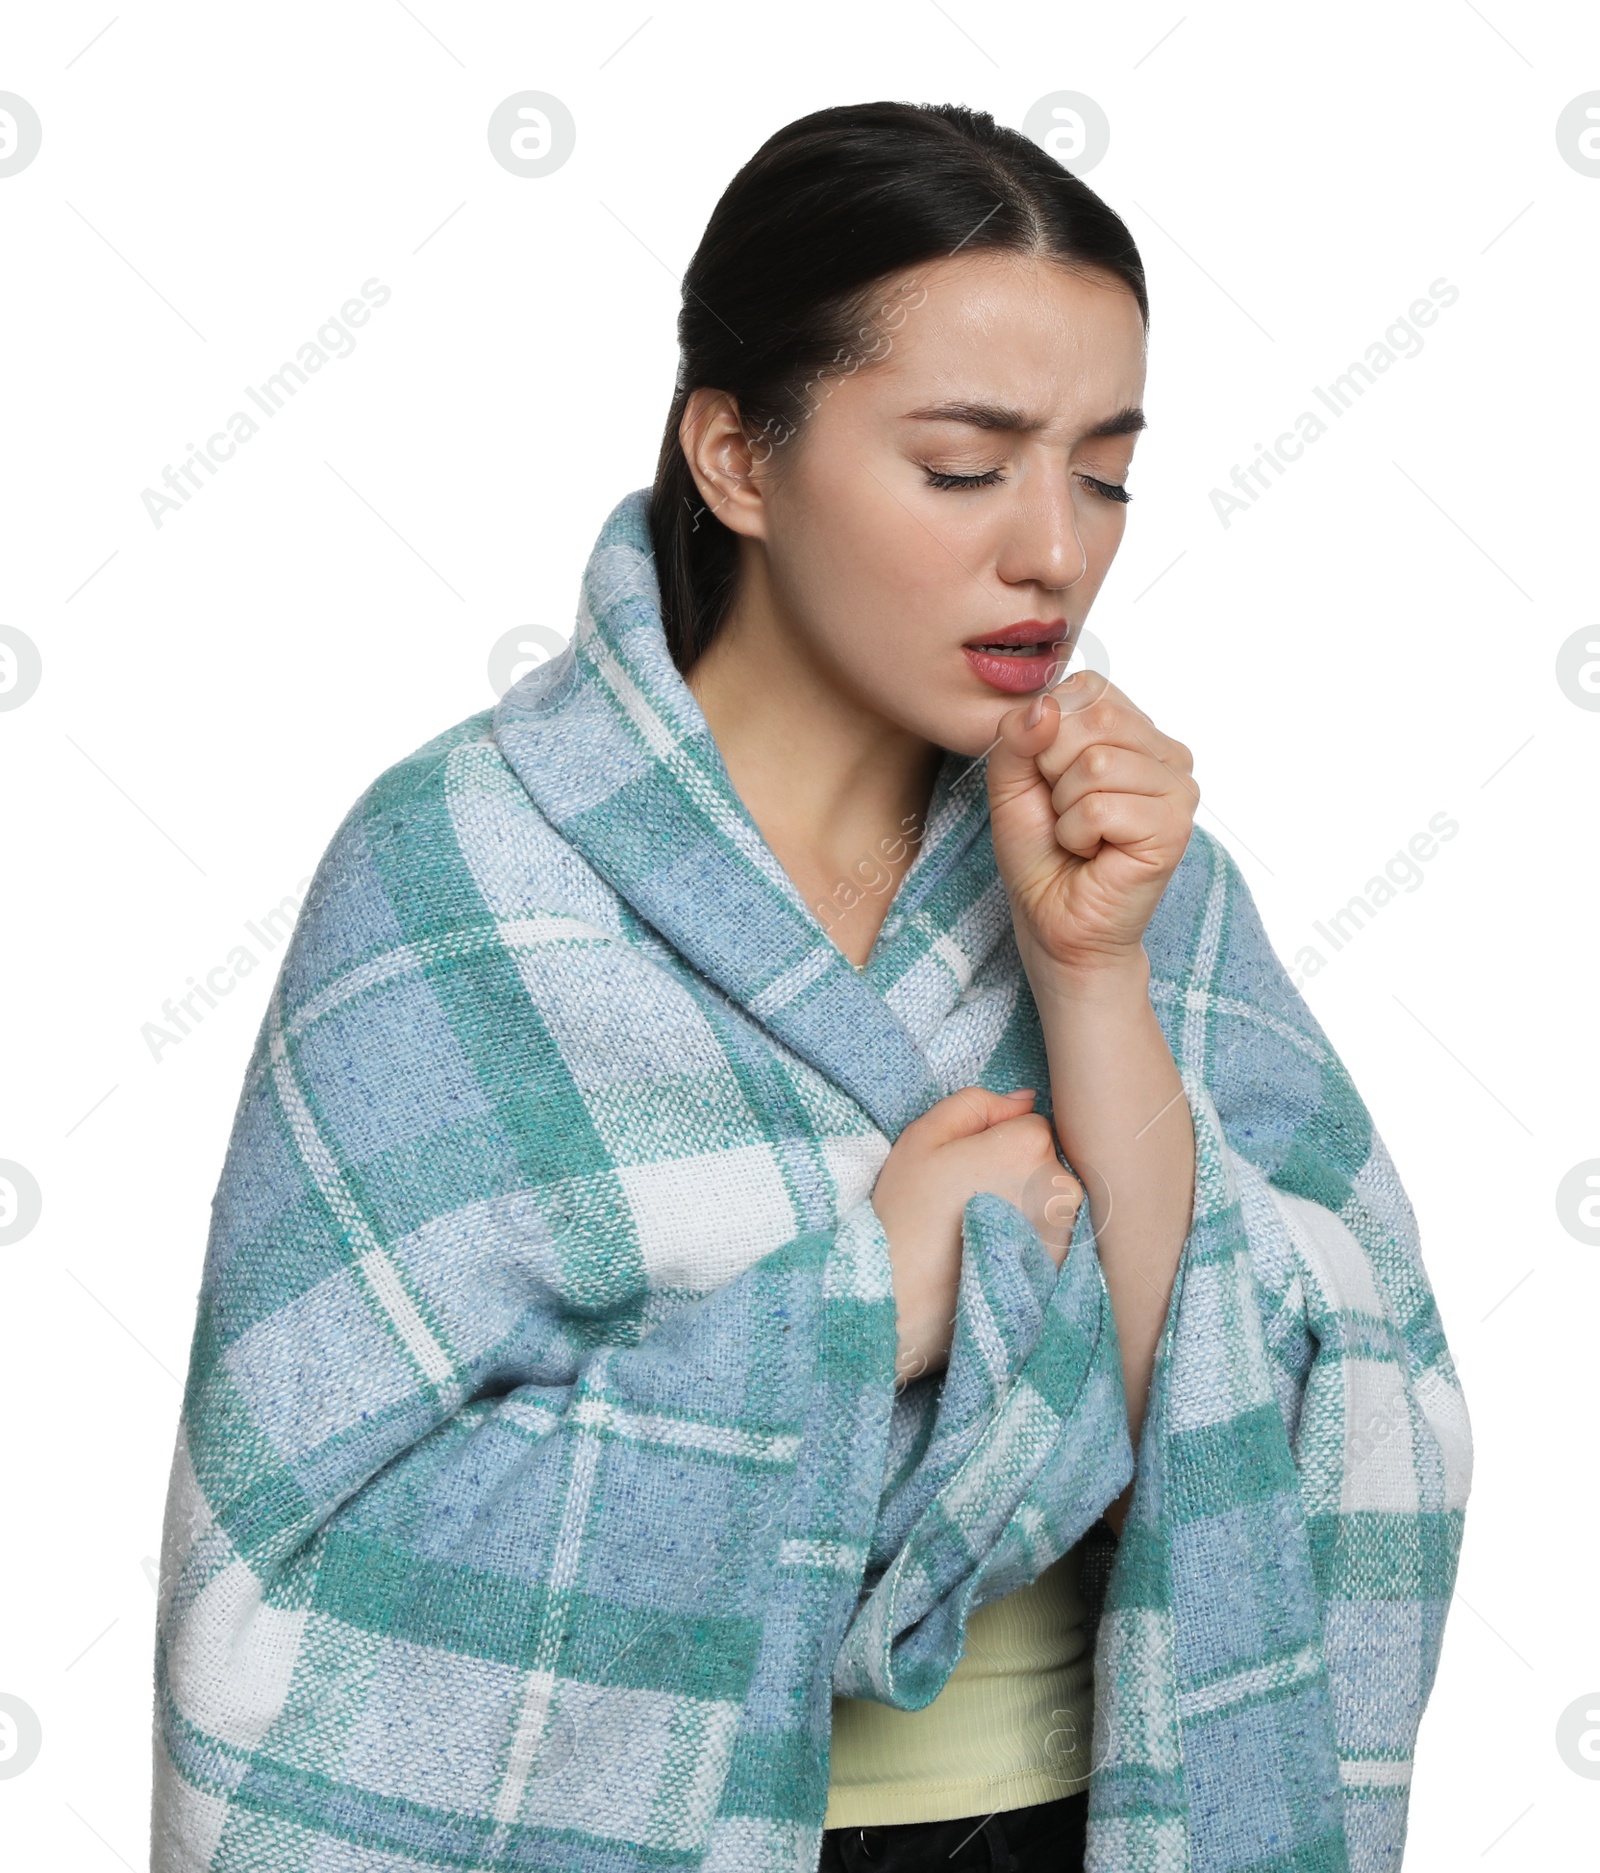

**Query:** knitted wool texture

left=151, top=488, right=1471, bottom=1873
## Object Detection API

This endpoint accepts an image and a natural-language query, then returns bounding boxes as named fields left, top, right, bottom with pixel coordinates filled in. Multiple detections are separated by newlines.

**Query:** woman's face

left=698, top=250, right=1148, bottom=760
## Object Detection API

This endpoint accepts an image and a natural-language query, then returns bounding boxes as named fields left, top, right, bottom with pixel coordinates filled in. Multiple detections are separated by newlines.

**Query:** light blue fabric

left=151, top=488, right=1470, bottom=1871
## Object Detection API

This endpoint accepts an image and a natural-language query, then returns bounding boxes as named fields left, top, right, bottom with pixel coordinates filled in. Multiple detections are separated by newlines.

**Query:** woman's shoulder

left=1144, top=823, right=1339, bottom=1066
left=275, top=701, right=626, bottom=1017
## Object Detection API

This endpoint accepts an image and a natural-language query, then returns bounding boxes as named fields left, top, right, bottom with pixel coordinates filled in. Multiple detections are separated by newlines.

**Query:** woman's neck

left=684, top=582, right=943, bottom=969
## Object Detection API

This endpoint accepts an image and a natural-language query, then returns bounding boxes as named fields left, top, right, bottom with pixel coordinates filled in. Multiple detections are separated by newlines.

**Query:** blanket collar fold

left=492, top=489, right=1013, bottom=1138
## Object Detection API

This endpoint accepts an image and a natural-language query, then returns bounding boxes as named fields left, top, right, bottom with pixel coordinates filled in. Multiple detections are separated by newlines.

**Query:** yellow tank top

left=823, top=1541, right=1095, bottom=1827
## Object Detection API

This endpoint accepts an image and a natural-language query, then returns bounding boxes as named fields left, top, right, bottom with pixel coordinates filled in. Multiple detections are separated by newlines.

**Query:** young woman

left=152, top=103, right=1469, bottom=1873
left=657, top=102, right=1182, bottom=1873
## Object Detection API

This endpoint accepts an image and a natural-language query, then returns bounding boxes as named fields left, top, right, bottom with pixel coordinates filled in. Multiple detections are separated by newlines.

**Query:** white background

left=1, top=2, right=1595, bottom=1866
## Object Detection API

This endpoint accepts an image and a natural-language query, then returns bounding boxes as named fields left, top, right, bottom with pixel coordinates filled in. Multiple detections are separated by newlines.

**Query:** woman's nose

left=995, top=474, right=1088, bottom=592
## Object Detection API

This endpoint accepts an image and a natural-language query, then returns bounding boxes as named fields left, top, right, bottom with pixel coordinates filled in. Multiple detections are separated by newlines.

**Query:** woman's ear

left=679, top=387, right=770, bottom=541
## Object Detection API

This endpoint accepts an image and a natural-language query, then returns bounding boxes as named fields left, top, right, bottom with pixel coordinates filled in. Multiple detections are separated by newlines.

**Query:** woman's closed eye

left=921, top=465, right=1132, bottom=502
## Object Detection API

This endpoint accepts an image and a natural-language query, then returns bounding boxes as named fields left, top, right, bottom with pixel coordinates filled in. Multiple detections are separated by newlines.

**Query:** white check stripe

left=493, top=1666, right=559, bottom=1827
left=499, top=912, right=618, bottom=948
left=1178, top=857, right=1229, bottom=1079
left=254, top=915, right=616, bottom=1103
left=284, top=943, right=423, bottom=1041
left=1338, top=1756, right=1412, bottom=1788
left=588, top=627, right=814, bottom=920
left=494, top=1361, right=613, bottom=1828
left=356, top=1247, right=455, bottom=1385
left=1148, top=978, right=1333, bottom=1067
left=498, top=1397, right=563, bottom=1440
left=1175, top=1641, right=1322, bottom=1720
left=585, top=613, right=678, bottom=759
left=570, top=1395, right=801, bottom=1466
left=748, top=946, right=833, bottom=1019
left=268, top=988, right=456, bottom=1389
left=777, top=1538, right=866, bottom=1573
left=929, top=927, right=975, bottom=992
left=961, top=1272, right=1011, bottom=1399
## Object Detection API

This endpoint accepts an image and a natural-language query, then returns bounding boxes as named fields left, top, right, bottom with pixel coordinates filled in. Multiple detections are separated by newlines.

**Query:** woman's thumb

left=986, top=690, right=1059, bottom=799
left=986, top=692, right=1066, bottom=884
left=915, top=1084, right=1036, bottom=1144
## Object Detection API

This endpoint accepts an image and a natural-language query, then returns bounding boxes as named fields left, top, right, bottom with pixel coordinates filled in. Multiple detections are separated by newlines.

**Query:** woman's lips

left=961, top=640, right=1070, bottom=694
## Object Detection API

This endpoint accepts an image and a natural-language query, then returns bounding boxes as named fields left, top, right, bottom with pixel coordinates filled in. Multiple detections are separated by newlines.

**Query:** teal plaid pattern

left=151, top=489, right=1470, bottom=1872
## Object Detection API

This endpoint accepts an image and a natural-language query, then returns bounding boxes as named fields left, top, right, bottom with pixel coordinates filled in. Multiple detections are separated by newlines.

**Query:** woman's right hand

left=871, top=1086, right=1083, bottom=1388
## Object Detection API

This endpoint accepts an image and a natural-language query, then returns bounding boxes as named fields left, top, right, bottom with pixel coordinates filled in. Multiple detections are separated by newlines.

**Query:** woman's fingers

left=1035, top=681, right=1192, bottom=786
left=1048, top=746, right=1184, bottom=817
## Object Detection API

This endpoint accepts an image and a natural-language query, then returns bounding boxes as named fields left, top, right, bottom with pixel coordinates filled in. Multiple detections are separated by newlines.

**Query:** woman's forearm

left=1025, top=944, right=1195, bottom=1533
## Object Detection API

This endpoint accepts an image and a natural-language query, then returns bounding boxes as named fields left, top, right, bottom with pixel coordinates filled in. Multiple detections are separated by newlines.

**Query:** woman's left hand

left=986, top=671, right=1199, bottom=977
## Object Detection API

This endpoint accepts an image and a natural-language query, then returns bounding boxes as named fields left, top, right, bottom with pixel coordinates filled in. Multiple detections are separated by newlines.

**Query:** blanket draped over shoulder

left=151, top=488, right=1471, bottom=1873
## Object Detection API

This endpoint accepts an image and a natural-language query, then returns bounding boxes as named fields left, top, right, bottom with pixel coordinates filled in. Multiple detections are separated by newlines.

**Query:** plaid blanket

left=151, top=488, right=1471, bottom=1872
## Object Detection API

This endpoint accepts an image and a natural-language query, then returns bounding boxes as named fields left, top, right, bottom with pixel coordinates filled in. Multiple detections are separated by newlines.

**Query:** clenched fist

left=871, top=1085, right=1084, bottom=1387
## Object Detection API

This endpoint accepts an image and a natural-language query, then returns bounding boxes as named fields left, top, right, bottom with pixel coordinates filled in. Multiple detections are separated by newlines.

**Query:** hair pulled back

left=648, top=100, right=1148, bottom=672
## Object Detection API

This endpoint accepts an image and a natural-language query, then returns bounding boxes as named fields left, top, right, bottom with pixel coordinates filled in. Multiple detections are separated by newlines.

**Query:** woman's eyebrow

left=903, top=400, right=1147, bottom=440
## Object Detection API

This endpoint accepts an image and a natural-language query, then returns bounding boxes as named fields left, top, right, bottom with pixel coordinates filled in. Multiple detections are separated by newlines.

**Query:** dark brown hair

left=648, top=100, right=1148, bottom=673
